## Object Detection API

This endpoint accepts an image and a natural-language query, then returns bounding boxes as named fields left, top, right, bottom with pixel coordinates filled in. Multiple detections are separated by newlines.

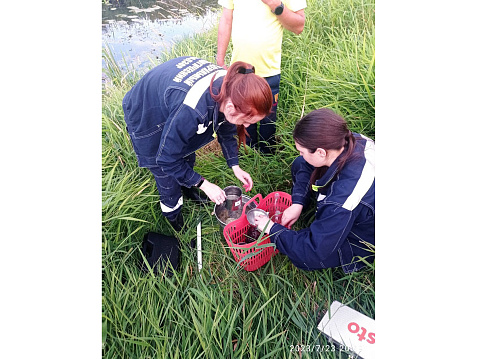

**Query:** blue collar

left=312, top=159, right=340, bottom=192
left=312, top=132, right=363, bottom=191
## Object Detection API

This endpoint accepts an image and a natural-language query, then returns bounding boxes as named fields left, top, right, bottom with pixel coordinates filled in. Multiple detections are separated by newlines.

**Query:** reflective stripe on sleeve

left=183, top=70, right=227, bottom=109
left=342, top=139, right=375, bottom=211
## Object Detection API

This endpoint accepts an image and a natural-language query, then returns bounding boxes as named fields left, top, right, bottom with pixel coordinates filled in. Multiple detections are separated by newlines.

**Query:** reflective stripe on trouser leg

left=160, top=196, right=183, bottom=214
left=148, top=166, right=183, bottom=220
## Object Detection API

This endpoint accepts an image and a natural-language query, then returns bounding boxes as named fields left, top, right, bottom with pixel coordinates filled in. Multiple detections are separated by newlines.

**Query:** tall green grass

left=102, top=0, right=374, bottom=357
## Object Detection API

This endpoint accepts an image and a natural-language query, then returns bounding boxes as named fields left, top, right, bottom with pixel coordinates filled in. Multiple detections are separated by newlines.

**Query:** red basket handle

left=242, top=193, right=262, bottom=213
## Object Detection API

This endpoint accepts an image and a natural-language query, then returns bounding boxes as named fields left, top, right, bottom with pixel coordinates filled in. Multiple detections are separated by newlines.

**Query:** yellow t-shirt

left=218, top=0, right=307, bottom=78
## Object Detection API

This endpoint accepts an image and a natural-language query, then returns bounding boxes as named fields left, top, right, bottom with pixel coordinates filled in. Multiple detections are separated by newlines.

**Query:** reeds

left=102, top=0, right=375, bottom=357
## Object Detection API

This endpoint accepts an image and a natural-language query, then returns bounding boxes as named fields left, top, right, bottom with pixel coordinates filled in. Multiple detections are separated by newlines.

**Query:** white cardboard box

left=317, top=301, right=375, bottom=359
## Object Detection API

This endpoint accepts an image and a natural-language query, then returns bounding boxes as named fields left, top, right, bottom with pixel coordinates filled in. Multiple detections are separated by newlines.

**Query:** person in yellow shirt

left=216, top=0, right=307, bottom=154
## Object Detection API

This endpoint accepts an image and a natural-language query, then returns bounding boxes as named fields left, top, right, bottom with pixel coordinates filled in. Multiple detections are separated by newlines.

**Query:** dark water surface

left=102, top=0, right=219, bottom=73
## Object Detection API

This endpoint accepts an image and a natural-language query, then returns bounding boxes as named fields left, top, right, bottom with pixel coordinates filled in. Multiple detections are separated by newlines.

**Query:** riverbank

left=102, top=0, right=219, bottom=73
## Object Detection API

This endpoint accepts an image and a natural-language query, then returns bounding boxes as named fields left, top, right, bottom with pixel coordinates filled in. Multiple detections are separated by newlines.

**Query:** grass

left=102, top=0, right=375, bottom=357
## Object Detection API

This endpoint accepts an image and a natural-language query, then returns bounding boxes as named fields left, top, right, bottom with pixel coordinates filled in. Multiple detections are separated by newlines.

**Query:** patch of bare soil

left=196, top=140, right=223, bottom=160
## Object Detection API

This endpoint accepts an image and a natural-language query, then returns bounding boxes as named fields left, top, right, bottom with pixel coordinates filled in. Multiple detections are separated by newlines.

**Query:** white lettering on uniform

left=184, top=64, right=219, bottom=86
left=173, top=59, right=210, bottom=83
left=175, top=57, right=197, bottom=69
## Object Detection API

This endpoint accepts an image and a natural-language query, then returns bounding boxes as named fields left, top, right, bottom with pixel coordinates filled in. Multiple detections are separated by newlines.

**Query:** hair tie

left=238, top=66, right=255, bottom=74
left=345, top=130, right=352, bottom=146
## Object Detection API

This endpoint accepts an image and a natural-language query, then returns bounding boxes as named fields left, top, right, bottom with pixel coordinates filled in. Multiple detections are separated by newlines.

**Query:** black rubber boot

left=182, top=186, right=210, bottom=205
left=167, top=212, right=184, bottom=232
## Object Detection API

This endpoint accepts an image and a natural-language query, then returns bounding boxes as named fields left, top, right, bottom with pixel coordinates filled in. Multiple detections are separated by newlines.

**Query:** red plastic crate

left=222, top=191, right=292, bottom=271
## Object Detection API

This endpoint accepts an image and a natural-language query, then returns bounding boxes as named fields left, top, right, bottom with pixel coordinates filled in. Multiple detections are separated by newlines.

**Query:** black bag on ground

left=140, top=232, right=180, bottom=276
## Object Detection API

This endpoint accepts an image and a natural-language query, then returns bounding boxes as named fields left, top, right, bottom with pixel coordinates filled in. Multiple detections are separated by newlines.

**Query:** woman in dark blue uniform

left=122, top=56, right=273, bottom=231
left=254, top=108, right=375, bottom=273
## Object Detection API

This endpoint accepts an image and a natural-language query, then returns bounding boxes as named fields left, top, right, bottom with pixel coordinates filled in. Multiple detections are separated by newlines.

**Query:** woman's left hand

left=281, top=203, right=303, bottom=228
left=231, top=165, right=253, bottom=192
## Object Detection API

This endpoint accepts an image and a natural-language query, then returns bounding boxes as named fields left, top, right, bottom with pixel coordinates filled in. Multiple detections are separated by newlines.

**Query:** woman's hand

left=199, top=180, right=226, bottom=205
left=280, top=203, right=303, bottom=228
left=231, top=165, right=253, bottom=192
left=254, top=214, right=274, bottom=234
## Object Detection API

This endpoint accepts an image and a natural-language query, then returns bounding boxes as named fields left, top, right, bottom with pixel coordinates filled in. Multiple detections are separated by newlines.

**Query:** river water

left=102, top=0, right=219, bottom=73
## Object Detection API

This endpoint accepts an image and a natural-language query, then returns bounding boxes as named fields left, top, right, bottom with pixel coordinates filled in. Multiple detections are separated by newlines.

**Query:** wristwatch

left=195, top=177, right=205, bottom=188
left=272, top=1, right=284, bottom=16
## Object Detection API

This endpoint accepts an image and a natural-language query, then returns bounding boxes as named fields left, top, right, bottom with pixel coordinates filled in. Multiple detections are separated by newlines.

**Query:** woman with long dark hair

left=122, top=56, right=273, bottom=231
left=254, top=108, right=375, bottom=272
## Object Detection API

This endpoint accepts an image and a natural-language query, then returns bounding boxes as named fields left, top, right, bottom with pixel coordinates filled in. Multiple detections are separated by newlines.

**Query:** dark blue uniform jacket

left=269, top=134, right=375, bottom=273
left=122, top=56, right=239, bottom=187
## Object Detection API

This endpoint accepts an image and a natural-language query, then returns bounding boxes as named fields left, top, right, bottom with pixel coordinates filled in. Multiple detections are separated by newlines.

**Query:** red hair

left=210, top=61, right=273, bottom=149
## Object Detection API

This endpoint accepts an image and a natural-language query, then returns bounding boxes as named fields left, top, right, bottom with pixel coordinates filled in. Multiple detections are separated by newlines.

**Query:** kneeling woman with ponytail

left=254, top=108, right=375, bottom=272
left=122, top=56, right=273, bottom=231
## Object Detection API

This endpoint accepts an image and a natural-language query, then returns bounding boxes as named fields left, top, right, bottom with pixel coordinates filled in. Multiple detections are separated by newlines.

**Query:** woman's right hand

left=199, top=180, right=226, bottom=205
left=281, top=203, right=303, bottom=228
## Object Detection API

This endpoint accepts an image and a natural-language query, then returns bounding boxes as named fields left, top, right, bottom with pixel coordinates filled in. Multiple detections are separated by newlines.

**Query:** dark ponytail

left=293, top=108, right=357, bottom=186
left=210, top=61, right=272, bottom=149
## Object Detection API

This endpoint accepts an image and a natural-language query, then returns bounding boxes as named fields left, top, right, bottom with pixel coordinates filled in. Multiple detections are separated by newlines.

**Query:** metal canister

left=223, top=186, right=243, bottom=213
left=214, top=195, right=255, bottom=229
